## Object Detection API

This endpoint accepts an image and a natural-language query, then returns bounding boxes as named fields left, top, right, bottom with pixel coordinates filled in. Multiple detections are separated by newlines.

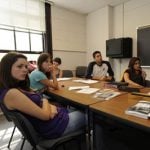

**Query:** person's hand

left=49, top=64, right=54, bottom=72
left=99, top=76, right=111, bottom=81
left=142, top=71, right=146, bottom=79
left=49, top=104, right=58, bottom=119
left=99, top=76, right=107, bottom=81
left=49, top=64, right=57, bottom=76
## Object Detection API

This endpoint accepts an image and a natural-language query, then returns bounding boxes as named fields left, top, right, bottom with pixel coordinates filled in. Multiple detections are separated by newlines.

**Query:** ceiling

left=48, top=0, right=130, bottom=14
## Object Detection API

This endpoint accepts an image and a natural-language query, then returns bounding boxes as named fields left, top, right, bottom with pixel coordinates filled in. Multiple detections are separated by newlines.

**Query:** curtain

left=0, top=0, right=45, bottom=31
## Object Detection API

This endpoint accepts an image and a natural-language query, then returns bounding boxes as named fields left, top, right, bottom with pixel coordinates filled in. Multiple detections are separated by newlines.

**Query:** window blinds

left=0, top=0, right=45, bottom=31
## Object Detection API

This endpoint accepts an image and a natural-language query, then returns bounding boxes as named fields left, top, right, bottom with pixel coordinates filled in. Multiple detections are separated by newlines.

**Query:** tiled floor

left=0, top=115, right=36, bottom=150
left=0, top=115, right=87, bottom=150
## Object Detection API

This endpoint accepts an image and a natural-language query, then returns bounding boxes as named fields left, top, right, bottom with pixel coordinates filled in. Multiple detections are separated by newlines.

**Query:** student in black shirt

left=86, top=51, right=114, bottom=81
left=121, top=57, right=146, bottom=87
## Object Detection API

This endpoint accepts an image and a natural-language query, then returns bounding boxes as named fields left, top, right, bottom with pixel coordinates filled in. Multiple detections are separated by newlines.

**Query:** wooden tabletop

left=90, top=93, right=150, bottom=130
left=49, top=78, right=105, bottom=107
left=49, top=78, right=150, bottom=130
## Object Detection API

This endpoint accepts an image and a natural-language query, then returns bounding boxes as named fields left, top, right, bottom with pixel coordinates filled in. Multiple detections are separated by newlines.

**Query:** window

left=0, top=0, right=45, bottom=31
left=0, top=29, right=15, bottom=50
left=30, top=32, right=43, bottom=52
left=0, top=25, right=45, bottom=53
left=16, top=31, right=30, bottom=51
left=0, top=0, right=46, bottom=53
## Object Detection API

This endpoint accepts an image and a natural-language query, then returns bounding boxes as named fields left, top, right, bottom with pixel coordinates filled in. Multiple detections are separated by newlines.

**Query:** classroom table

left=47, top=78, right=106, bottom=149
left=46, top=78, right=126, bottom=150
left=90, top=91, right=150, bottom=150
left=47, top=78, right=150, bottom=150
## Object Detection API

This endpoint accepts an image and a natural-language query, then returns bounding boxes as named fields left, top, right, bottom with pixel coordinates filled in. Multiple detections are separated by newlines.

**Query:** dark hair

left=53, top=57, right=62, bottom=65
left=128, top=57, right=141, bottom=69
left=0, top=52, right=30, bottom=90
left=37, top=53, right=51, bottom=71
left=121, top=57, right=142, bottom=82
left=92, top=51, right=101, bottom=58
left=37, top=53, right=51, bottom=79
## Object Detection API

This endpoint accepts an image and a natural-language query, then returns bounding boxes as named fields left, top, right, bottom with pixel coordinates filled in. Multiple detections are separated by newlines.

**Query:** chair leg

left=32, top=147, right=38, bottom=150
left=78, top=139, right=82, bottom=150
left=7, top=125, right=16, bottom=148
left=20, top=137, right=25, bottom=150
left=62, top=144, right=66, bottom=150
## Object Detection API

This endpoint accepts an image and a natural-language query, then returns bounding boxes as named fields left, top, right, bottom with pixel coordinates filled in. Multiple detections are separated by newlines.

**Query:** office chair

left=62, top=70, right=73, bottom=77
left=145, top=80, right=150, bottom=87
left=0, top=102, right=85, bottom=150
left=0, top=107, right=16, bottom=149
left=75, top=66, right=87, bottom=78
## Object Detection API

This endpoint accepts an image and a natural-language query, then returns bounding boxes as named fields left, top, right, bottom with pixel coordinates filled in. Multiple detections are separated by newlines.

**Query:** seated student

left=121, top=57, right=146, bottom=87
left=53, top=57, right=63, bottom=78
left=86, top=51, right=114, bottom=81
left=28, top=60, right=37, bottom=73
left=0, top=52, right=86, bottom=139
left=29, top=53, right=58, bottom=93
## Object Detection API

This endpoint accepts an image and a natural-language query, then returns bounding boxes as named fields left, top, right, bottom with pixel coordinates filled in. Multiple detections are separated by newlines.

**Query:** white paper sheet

left=73, top=79, right=98, bottom=84
left=77, top=88, right=99, bottom=94
left=68, top=86, right=90, bottom=90
left=57, top=77, right=72, bottom=81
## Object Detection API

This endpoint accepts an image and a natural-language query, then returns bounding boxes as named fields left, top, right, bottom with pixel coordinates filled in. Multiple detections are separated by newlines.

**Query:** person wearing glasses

left=86, top=51, right=114, bottom=81
left=121, top=57, right=146, bottom=87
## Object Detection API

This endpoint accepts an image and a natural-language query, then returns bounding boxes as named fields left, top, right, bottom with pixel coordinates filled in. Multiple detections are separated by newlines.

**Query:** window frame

left=0, top=25, right=45, bottom=54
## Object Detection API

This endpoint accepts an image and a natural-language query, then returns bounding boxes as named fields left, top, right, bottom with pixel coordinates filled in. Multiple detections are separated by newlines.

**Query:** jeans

left=62, top=110, right=86, bottom=135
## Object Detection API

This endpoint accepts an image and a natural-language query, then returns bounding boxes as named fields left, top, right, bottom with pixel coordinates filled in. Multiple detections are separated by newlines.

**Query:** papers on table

left=73, top=79, right=98, bottom=84
left=68, top=86, right=89, bottom=90
left=68, top=86, right=99, bottom=94
left=57, top=77, right=72, bottom=81
left=94, top=89, right=121, bottom=100
left=77, top=88, right=99, bottom=94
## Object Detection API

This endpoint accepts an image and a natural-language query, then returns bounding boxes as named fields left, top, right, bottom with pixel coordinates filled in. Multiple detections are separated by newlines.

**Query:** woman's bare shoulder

left=6, top=88, right=22, bottom=98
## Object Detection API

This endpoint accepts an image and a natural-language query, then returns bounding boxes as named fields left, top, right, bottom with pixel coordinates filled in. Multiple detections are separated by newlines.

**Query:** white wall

left=86, top=0, right=150, bottom=81
left=86, top=6, right=112, bottom=64
left=53, top=50, right=86, bottom=71
left=51, top=6, right=87, bottom=71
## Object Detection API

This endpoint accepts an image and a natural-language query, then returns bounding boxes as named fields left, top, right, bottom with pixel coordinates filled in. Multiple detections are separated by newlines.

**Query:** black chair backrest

left=145, top=80, right=150, bottom=87
left=0, top=105, right=12, bottom=122
left=62, top=70, right=73, bottom=77
left=75, top=66, right=87, bottom=78
left=0, top=103, right=39, bottom=147
left=0, top=101, right=86, bottom=150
